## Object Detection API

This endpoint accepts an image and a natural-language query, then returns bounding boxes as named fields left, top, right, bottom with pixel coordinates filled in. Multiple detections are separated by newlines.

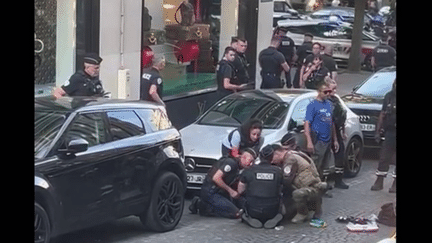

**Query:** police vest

left=243, top=163, right=282, bottom=199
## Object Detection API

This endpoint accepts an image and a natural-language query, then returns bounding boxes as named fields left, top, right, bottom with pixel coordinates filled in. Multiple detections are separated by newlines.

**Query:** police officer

left=293, top=33, right=313, bottom=88
left=371, top=36, right=396, bottom=72
left=53, top=53, right=105, bottom=98
left=216, top=46, right=247, bottom=99
left=258, top=36, right=290, bottom=89
left=371, top=80, right=396, bottom=193
left=237, top=145, right=283, bottom=228
left=188, top=149, right=256, bottom=218
left=231, top=37, right=251, bottom=85
left=274, top=27, right=296, bottom=88
left=140, top=54, right=166, bottom=107
left=301, top=55, right=330, bottom=90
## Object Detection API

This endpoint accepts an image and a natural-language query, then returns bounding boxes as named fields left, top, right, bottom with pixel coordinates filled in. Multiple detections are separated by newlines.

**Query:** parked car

left=180, top=89, right=363, bottom=190
left=309, top=6, right=372, bottom=25
left=35, top=97, right=186, bottom=243
left=341, top=66, right=396, bottom=148
left=277, top=19, right=380, bottom=69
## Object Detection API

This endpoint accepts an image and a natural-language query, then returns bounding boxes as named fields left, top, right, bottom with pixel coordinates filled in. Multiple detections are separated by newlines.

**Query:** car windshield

left=354, top=71, right=396, bottom=98
left=198, top=97, right=289, bottom=129
left=35, top=111, right=67, bottom=159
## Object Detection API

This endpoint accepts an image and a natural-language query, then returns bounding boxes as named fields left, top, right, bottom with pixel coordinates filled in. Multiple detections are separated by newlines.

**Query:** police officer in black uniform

left=231, top=37, right=251, bottom=85
left=371, top=80, right=396, bottom=193
left=140, top=54, right=166, bottom=107
left=53, top=53, right=105, bottom=98
left=274, top=27, right=296, bottom=88
left=371, top=36, right=396, bottom=72
left=189, top=149, right=256, bottom=219
left=258, top=36, right=290, bottom=89
left=293, top=33, right=314, bottom=88
left=237, top=145, right=284, bottom=228
left=216, top=46, right=247, bottom=99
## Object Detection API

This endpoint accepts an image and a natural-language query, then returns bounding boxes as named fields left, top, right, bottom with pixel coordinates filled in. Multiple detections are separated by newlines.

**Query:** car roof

left=35, top=96, right=162, bottom=113
left=227, top=89, right=316, bottom=104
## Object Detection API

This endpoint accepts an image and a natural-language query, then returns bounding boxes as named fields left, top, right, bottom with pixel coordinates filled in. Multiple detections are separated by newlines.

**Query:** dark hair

left=241, top=147, right=258, bottom=159
left=312, top=42, right=322, bottom=48
left=224, top=46, right=236, bottom=55
left=231, top=36, right=239, bottom=44
left=240, top=118, right=263, bottom=143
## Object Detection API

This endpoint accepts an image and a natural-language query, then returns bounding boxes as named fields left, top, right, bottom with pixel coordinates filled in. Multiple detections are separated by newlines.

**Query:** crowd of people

left=51, top=22, right=396, bottom=229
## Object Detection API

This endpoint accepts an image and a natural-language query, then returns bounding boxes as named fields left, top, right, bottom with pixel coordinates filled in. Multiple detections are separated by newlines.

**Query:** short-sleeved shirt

left=277, top=36, right=295, bottom=64
left=204, top=157, right=240, bottom=187
left=140, top=67, right=163, bottom=101
left=321, top=54, right=338, bottom=77
left=62, top=70, right=104, bottom=97
left=216, top=59, right=235, bottom=96
left=305, top=99, right=334, bottom=142
left=258, top=47, right=286, bottom=76
left=296, top=41, right=313, bottom=65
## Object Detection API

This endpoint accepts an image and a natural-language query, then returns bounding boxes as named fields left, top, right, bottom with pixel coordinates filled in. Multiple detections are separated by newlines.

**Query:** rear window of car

left=106, top=110, right=145, bottom=141
left=135, top=108, right=173, bottom=133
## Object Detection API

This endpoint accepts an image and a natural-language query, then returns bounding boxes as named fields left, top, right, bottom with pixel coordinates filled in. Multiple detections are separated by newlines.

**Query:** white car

left=180, top=89, right=363, bottom=190
left=277, top=19, right=380, bottom=69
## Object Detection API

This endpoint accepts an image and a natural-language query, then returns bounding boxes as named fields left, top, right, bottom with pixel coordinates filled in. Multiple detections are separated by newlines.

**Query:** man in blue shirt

left=304, top=79, right=339, bottom=182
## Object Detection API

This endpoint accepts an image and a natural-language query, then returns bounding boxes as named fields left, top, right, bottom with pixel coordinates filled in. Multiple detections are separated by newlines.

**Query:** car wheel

left=141, top=171, right=184, bottom=232
left=344, top=137, right=363, bottom=178
left=35, top=202, right=51, bottom=243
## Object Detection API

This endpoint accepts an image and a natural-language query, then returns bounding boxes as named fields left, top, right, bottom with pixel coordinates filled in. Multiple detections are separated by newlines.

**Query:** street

left=53, top=151, right=395, bottom=243
left=52, top=70, right=396, bottom=243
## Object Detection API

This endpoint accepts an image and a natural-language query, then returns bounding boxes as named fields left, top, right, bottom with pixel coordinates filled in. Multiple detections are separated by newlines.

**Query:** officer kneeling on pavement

left=189, top=148, right=256, bottom=219
left=237, top=145, right=284, bottom=229
left=270, top=140, right=328, bottom=225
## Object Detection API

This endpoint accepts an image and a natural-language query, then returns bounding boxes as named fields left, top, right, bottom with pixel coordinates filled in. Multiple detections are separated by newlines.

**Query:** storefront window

left=142, top=0, right=221, bottom=98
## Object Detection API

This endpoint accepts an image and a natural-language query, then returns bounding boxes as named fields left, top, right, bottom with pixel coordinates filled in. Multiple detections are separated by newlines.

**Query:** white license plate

left=187, top=174, right=206, bottom=184
left=361, top=124, right=376, bottom=131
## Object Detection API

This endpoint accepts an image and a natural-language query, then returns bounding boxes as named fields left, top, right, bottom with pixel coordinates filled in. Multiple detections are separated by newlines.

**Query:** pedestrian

left=258, top=36, right=290, bottom=89
left=321, top=44, right=338, bottom=81
left=221, top=118, right=264, bottom=158
left=237, top=145, right=284, bottom=228
left=327, top=78, right=349, bottom=189
left=53, top=53, right=105, bottom=98
left=273, top=27, right=296, bottom=88
left=231, top=37, right=251, bottom=85
left=270, top=143, right=327, bottom=224
left=140, top=54, right=166, bottom=107
left=301, top=55, right=330, bottom=89
left=216, top=46, right=247, bottom=99
left=188, top=148, right=257, bottom=218
left=371, top=80, right=396, bottom=193
left=304, top=80, right=339, bottom=185
left=371, top=35, right=396, bottom=72
left=292, top=33, right=313, bottom=88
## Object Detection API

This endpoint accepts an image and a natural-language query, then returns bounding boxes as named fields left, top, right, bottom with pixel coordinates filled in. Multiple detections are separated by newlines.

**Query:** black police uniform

left=216, top=59, right=236, bottom=98
left=232, top=52, right=250, bottom=85
left=303, top=64, right=330, bottom=89
left=372, top=43, right=396, bottom=71
left=240, top=161, right=283, bottom=223
left=140, top=67, right=163, bottom=101
left=277, top=36, right=295, bottom=88
left=321, top=54, right=338, bottom=78
left=376, top=89, right=396, bottom=175
left=62, top=70, right=104, bottom=97
left=293, top=41, right=313, bottom=88
left=199, top=157, right=241, bottom=218
left=258, top=47, right=286, bottom=89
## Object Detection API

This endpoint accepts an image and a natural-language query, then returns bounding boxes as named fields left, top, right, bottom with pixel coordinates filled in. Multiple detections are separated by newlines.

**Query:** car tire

left=344, top=137, right=363, bottom=178
left=35, top=202, right=51, bottom=243
left=141, top=171, right=184, bottom=232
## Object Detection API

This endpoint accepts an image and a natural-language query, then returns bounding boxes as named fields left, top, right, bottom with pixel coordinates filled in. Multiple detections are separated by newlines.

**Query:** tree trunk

left=347, top=0, right=366, bottom=72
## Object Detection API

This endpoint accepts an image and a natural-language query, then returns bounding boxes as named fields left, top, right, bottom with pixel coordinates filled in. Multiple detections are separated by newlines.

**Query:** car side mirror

left=59, top=138, right=89, bottom=155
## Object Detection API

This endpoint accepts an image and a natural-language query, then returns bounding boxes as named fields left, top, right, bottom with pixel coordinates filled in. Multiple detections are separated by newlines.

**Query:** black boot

left=370, top=176, right=384, bottom=191
left=334, top=173, right=349, bottom=189
left=388, top=179, right=396, bottom=193
left=189, top=196, right=200, bottom=214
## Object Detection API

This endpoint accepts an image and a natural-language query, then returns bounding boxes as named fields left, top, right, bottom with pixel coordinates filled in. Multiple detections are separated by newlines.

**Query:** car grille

left=185, top=156, right=217, bottom=173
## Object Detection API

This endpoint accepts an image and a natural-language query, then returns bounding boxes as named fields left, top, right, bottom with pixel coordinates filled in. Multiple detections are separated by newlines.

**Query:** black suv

left=35, top=97, right=186, bottom=243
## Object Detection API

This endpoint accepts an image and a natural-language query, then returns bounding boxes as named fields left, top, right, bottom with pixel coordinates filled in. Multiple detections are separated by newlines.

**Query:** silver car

left=180, top=89, right=364, bottom=190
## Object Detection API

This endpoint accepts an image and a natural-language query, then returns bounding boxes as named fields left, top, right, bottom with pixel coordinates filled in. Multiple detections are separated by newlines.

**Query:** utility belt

left=261, top=71, right=281, bottom=78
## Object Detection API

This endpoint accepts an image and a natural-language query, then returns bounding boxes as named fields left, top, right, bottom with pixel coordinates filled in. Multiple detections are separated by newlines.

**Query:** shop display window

left=142, top=0, right=222, bottom=98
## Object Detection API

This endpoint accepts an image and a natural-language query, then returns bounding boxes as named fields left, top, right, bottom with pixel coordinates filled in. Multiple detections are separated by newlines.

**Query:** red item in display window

left=174, top=40, right=200, bottom=63
left=141, top=46, right=154, bottom=69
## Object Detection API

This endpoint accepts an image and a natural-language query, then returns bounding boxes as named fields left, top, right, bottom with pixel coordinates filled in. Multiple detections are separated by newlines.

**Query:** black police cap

left=260, top=145, right=275, bottom=163
left=83, top=53, right=103, bottom=65
left=281, top=132, right=296, bottom=146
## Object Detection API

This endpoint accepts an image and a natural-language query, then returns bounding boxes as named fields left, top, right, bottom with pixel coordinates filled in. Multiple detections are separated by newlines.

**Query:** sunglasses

left=322, top=90, right=332, bottom=95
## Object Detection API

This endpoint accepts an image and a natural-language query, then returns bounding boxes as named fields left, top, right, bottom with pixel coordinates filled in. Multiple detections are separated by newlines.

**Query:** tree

left=347, top=0, right=366, bottom=72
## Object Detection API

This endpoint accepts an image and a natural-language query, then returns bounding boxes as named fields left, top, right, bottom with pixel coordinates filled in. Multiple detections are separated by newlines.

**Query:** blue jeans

left=199, top=182, right=240, bottom=219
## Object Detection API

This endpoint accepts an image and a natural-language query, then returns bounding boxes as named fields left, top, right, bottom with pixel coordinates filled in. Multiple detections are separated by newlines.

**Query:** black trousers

left=245, top=197, right=280, bottom=223
left=260, top=72, right=282, bottom=89
left=376, top=130, right=396, bottom=177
